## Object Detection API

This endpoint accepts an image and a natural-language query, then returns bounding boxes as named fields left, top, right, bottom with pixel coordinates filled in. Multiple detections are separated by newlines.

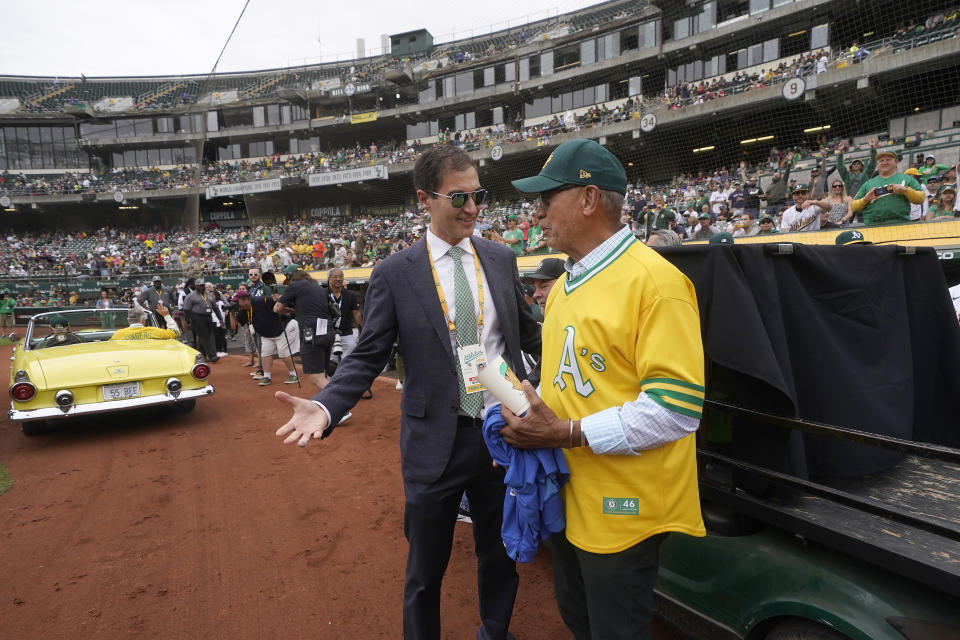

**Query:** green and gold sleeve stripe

left=642, top=378, right=705, bottom=420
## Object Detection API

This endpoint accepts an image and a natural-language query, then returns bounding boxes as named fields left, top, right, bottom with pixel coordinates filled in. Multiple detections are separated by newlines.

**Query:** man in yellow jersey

left=504, top=138, right=706, bottom=640
left=110, top=303, right=181, bottom=341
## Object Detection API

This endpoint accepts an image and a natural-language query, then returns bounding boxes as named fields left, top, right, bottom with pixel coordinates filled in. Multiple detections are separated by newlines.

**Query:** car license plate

left=102, top=382, right=140, bottom=400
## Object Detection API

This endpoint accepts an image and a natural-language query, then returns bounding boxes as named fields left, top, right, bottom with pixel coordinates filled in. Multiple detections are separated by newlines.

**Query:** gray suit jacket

left=314, top=235, right=541, bottom=484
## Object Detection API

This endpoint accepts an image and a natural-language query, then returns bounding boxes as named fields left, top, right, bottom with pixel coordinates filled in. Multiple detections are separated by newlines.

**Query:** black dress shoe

left=207, top=356, right=220, bottom=363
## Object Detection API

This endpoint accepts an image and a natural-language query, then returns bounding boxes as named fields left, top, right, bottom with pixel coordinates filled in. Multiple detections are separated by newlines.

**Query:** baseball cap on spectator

left=283, top=264, right=299, bottom=275
left=875, top=149, right=897, bottom=160
left=511, top=139, right=627, bottom=195
left=791, top=183, right=809, bottom=193
left=521, top=257, right=565, bottom=283
left=940, top=183, right=957, bottom=194
left=709, top=232, right=735, bottom=245
left=151, top=275, right=163, bottom=283
left=232, top=290, right=251, bottom=301
left=759, top=215, right=775, bottom=224
left=927, top=154, right=936, bottom=161
left=835, top=229, right=871, bottom=245
left=927, top=174, right=941, bottom=184
left=904, top=168, right=921, bottom=176
left=697, top=212, right=711, bottom=220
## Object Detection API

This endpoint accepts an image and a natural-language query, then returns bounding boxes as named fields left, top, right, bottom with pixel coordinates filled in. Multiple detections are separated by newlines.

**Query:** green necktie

left=447, top=246, right=484, bottom=417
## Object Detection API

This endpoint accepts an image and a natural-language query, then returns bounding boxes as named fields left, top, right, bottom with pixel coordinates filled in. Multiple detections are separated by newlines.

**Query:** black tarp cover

left=660, top=244, right=960, bottom=477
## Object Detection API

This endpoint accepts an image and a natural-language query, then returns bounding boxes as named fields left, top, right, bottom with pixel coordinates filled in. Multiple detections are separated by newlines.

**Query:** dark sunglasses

left=429, top=189, right=487, bottom=209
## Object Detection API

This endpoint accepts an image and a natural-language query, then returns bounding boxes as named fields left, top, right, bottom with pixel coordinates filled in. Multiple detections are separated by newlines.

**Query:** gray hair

left=600, top=189, right=625, bottom=220
left=127, top=307, right=147, bottom=325
left=646, top=229, right=681, bottom=248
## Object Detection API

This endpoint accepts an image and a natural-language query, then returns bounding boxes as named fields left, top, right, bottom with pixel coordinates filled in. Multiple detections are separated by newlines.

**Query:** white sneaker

left=338, top=411, right=352, bottom=424
left=217, top=352, right=228, bottom=357
left=395, top=381, right=403, bottom=391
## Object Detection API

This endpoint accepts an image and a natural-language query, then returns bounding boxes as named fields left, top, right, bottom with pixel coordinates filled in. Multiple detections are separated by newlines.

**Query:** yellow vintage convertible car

left=8, top=309, right=214, bottom=435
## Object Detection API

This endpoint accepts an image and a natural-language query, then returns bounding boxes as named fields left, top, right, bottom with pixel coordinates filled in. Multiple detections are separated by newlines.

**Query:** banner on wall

left=307, top=165, right=388, bottom=187
left=349, top=111, right=379, bottom=124
left=205, top=178, right=282, bottom=199
left=303, top=205, right=349, bottom=219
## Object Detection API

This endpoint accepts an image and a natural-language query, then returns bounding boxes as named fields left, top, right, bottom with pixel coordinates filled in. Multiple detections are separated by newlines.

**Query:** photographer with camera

left=325, top=268, right=362, bottom=361
left=274, top=269, right=334, bottom=394
left=851, top=150, right=925, bottom=225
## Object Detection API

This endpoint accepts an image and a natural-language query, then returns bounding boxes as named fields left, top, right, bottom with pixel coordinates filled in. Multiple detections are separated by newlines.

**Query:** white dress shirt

left=426, top=228, right=505, bottom=418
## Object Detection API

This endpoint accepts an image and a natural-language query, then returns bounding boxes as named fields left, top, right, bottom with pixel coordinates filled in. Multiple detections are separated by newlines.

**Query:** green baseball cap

left=835, top=229, right=871, bottom=245
left=511, top=139, right=627, bottom=195
left=709, top=232, right=735, bottom=245
left=697, top=212, right=711, bottom=220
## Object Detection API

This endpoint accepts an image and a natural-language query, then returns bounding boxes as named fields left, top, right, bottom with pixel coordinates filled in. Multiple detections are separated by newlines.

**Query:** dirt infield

left=1, top=346, right=681, bottom=639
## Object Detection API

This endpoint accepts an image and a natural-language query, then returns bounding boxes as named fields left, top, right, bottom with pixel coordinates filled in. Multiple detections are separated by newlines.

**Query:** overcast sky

left=3, top=0, right=594, bottom=78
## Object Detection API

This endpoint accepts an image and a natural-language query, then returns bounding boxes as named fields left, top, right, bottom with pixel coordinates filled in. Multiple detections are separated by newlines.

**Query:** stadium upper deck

left=0, top=0, right=957, bottom=226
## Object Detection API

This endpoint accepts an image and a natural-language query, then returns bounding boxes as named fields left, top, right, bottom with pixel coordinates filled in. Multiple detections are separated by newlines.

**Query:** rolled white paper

left=477, top=355, right=530, bottom=416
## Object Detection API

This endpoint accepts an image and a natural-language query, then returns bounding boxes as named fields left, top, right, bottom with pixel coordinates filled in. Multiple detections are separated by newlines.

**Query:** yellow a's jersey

left=110, top=326, right=178, bottom=341
left=542, top=234, right=706, bottom=553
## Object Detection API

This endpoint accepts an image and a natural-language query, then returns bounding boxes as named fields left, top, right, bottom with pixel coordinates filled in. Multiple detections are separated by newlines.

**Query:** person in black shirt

left=275, top=270, right=334, bottom=393
left=325, top=268, right=362, bottom=362
left=248, top=271, right=298, bottom=386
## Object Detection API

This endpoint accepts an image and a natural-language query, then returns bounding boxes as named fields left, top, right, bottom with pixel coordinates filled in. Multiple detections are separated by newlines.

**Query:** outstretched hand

left=274, top=390, right=330, bottom=447
left=499, top=380, right=566, bottom=450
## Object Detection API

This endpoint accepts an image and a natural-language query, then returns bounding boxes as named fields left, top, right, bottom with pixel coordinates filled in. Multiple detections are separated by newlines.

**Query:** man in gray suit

left=275, top=145, right=541, bottom=640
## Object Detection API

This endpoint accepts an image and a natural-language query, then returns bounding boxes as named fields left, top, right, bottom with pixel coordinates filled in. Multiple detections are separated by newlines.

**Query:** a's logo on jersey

left=553, top=326, right=595, bottom=397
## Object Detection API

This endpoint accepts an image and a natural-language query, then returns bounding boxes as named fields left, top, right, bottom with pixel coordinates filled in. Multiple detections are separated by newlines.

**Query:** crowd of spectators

left=4, top=134, right=957, bottom=306
left=7, top=14, right=959, bottom=201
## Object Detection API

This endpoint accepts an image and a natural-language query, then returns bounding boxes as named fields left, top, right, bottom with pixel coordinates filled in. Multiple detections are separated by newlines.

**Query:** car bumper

left=8, top=385, right=215, bottom=422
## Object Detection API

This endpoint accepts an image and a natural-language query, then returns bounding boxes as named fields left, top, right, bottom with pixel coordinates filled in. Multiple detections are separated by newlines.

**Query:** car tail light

left=10, top=382, right=37, bottom=402
left=191, top=363, right=211, bottom=380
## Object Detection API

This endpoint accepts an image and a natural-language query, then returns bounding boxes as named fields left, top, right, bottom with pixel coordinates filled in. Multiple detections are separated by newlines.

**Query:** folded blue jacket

left=482, top=404, right=570, bottom=563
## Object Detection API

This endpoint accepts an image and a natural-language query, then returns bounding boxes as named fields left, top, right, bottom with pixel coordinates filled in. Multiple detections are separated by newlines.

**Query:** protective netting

left=203, top=0, right=960, bottom=250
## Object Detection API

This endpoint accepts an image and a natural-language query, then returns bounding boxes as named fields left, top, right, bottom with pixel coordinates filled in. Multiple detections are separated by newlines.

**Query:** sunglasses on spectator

left=428, top=189, right=488, bottom=209
left=832, top=184, right=844, bottom=188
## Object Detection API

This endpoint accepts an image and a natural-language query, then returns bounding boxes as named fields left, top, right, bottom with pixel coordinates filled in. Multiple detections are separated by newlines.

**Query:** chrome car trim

left=8, top=385, right=215, bottom=422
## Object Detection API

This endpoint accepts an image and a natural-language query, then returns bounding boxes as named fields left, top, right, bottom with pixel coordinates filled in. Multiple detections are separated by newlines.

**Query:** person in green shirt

left=524, top=219, right=549, bottom=255
left=917, top=154, right=950, bottom=184
left=757, top=215, right=780, bottom=235
left=925, top=183, right=957, bottom=220
left=643, top=194, right=677, bottom=238
left=502, top=215, right=524, bottom=256
left=851, top=150, right=926, bottom=225
left=0, top=291, right=15, bottom=336
left=836, top=141, right=878, bottom=197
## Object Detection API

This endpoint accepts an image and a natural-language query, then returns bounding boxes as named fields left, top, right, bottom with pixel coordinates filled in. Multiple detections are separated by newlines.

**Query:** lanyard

left=426, top=240, right=484, bottom=340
